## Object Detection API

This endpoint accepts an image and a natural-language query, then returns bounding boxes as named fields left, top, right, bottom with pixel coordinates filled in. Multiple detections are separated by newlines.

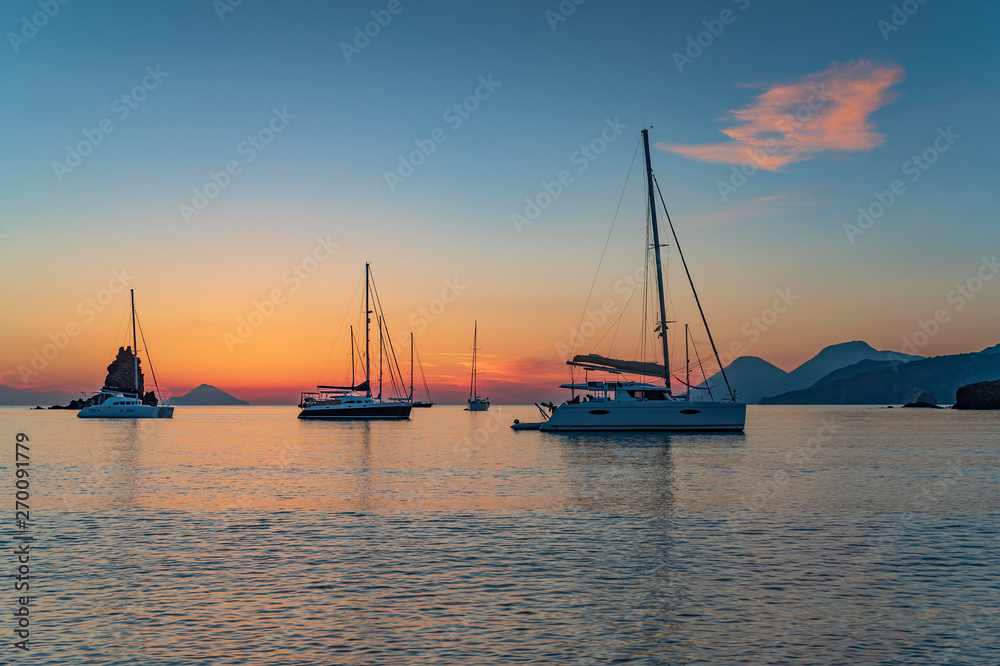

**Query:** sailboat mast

left=642, top=129, right=671, bottom=392
left=470, top=320, right=477, bottom=400
left=365, top=263, right=372, bottom=398
left=410, top=332, right=414, bottom=401
left=131, top=288, right=138, bottom=398
left=350, top=325, right=355, bottom=387
left=685, top=323, right=690, bottom=402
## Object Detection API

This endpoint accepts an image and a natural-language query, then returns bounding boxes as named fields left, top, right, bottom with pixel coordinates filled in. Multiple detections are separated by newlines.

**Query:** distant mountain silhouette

left=166, top=384, right=249, bottom=406
left=809, top=359, right=896, bottom=388
left=759, top=347, right=1000, bottom=405
left=758, top=341, right=922, bottom=402
left=692, top=356, right=788, bottom=405
left=0, top=384, right=74, bottom=406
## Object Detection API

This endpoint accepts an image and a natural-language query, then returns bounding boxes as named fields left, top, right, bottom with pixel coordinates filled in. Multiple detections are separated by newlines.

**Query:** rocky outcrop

left=902, top=391, right=940, bottom=408
left=103, top=346, right=144, bottom=396
left=953, top=379, right=1000, bottom=410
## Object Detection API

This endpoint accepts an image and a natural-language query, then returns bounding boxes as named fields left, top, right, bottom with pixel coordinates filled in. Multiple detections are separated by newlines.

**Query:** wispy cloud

left=658, top=60, right=905, bottom=171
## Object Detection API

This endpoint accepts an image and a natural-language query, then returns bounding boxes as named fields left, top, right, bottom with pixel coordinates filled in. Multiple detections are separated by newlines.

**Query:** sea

left=1, top=404, right=997, bottom=665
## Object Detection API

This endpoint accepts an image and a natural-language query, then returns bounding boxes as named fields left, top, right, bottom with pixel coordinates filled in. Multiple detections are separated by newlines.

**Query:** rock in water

left=902, top=391, right=940, bottom=408
left=953, top=379, right=1000, bottom=410
left=103, top=346, right=144, bottom=396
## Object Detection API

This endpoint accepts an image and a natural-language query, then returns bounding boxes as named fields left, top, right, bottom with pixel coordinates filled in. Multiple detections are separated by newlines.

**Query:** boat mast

left=350, top=325, right=355, bottom=388
left=642, top=129, right=671, bottom=392
left=365, top=263, right=372, bottom=398
left=410, top=332, right=414, bottom=402
left=470, top=320, right=477, bottom=400
left=131, top=288, right=139, bottom=399
left=378, top=315, right=383, bottom=400
left=685, top=324, right=690, bottom=402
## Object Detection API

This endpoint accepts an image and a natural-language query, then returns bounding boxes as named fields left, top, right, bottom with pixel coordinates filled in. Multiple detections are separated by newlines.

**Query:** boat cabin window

left=627, top=390, right=668, bottom=400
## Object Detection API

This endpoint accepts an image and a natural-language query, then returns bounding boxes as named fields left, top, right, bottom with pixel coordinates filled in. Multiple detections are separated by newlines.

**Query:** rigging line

left=112, top=303, right=129, bottom=351
left=369, top=273, right=406, bottom=396
left=316, top=275, right=363, bottom=385
left=133, top=312, right=162, bottom=400
left=691, top=333, right=714, bottom=401
left=570, top=134, right=642, bottom=364
left=602, top=271, right=642, bottom=355
left=652, top=173, right=735, bottom=401
left=415, top=344, right=432, bottom=400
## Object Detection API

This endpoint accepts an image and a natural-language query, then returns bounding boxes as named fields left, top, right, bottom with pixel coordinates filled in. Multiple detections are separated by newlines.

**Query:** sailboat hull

left=539, top=401, right=745, bottom=432
left=78, top=405, right=174, bottom=419
left=297, top=403, right=412, bottom=420
left=466, top=399, right=489, bottom=412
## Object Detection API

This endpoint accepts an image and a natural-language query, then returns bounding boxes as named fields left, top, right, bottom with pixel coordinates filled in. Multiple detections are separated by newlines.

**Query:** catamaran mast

left=365, top=263, right=372, bottom=398
left=350, top=325, right=355, bottom=388
left=131, top=288, right=138, bottom=399
left=642, top=129, right=671, bottom=392
left=685, top=323, right=690, bottom=402
left=470, top=320, right=478, bottom=400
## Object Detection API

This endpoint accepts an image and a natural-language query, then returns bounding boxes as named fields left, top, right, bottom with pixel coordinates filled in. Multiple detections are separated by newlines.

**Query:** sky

left=1, top=0, right=998, bottom=404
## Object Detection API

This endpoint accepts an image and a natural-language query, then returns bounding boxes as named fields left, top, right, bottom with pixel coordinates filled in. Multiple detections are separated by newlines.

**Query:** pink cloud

left=658, top=60, right=905, bottom=171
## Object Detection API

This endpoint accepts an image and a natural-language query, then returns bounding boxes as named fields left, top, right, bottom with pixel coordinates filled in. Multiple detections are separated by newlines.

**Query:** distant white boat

left=466, top=320, right=489, bottom=411
left=528, top=129, right=745, bottom=432
left=78, top=289, right=174, bottom=419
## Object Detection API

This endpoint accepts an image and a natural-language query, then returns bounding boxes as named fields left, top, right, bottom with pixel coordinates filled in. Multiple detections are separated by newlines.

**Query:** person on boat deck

left=583, top=394, right=594, bottom=402
left=567, top=395, right=581, bottom=405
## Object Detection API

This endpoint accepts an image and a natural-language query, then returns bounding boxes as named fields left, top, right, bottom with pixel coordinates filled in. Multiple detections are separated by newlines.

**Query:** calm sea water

left=1, top=405, right=997, bottom=665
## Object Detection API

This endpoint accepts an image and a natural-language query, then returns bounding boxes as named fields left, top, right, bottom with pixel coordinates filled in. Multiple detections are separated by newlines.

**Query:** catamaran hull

left=539, top=401, right=745, bottom=432
left=297, top=404, right=412, bottom=420
left=78, top=406, right=174, bottom=419
left=466, top=400, right=489, bottom=412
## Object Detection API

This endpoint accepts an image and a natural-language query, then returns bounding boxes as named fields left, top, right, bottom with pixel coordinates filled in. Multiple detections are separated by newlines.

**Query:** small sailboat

left=298, top=263, right=413, bottom=420
left=409, top=333, right=434, bottom=408
left=530, top=129, right=745, bottom=432
left=78, top=289, right=174, bottom=419
left=466, top=320, right=489, bottom=411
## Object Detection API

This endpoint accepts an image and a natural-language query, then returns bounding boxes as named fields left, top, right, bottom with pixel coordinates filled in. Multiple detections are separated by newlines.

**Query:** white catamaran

left=78, top=289, right=174, bottom=419
left=466, top=320, right=489, bottom=411
left=298, top=263, right=413, bottom=420
left=523, top=129, right=745, bottom=432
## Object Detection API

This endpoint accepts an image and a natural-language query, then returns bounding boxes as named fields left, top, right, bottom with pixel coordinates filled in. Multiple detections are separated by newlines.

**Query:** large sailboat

left=465, top=320, right=489, bottom=411
left=78, top=289, right=174, bottom=419
left=529, top=129, right=745, bottom=432
left=298, top=263, right=413, bottom=420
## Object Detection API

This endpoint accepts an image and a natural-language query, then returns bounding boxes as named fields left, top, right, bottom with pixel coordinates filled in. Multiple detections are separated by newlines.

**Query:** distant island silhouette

left=696, top=341, right=1000, bottom=406
left=165, top=384, right=249, bottom=406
